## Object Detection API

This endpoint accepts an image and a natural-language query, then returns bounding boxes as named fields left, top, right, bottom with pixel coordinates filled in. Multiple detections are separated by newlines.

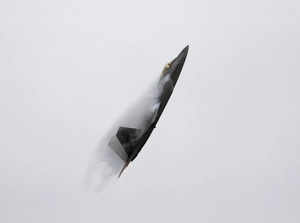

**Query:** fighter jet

left=108, top=46, right=189, bottom=177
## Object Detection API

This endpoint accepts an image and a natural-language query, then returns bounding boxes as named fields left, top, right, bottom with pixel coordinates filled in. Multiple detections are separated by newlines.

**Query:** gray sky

left=0, top=0, right=299, bottom=222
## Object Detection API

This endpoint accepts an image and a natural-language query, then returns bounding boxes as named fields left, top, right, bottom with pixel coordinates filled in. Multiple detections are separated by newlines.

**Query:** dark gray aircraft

left=110, top=46, right=189, bottom=177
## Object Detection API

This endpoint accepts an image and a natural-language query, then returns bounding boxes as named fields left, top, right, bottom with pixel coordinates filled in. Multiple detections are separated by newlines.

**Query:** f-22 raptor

left=109, top=46, right=189, bottom=177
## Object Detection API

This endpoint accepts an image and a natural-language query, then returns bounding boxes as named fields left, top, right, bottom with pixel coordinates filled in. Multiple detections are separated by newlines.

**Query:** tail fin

left=118, top=160, right=130, bottom=178
left=115, top=127, right=141, bottom=177
left=116, top=127, right=142, bottom=146
left=116, top=127, right=142, bottom=157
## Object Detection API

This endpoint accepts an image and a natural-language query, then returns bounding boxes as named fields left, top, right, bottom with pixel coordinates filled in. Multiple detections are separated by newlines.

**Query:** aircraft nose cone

left=169, top=45, right=189, bottom=85
left=177, top=45, right=189, bottom=63
left=181, top=45, right=189, bottom=56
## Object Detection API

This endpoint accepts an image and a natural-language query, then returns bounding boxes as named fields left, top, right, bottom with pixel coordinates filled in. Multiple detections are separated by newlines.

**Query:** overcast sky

left=0, top=0, right=299, bottom=222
